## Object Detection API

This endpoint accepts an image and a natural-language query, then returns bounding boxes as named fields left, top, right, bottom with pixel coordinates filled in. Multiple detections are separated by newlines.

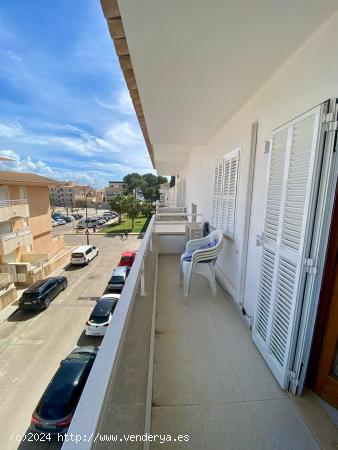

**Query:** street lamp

left=85, top=191, right=91, bottom=245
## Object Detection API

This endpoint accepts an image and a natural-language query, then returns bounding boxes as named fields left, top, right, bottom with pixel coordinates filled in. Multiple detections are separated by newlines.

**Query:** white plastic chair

left=180, top=229, right=224, bottom=297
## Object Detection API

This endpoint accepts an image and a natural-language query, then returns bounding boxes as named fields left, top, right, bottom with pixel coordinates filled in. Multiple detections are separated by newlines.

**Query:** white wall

left=180, top=11, right=338, bottom=318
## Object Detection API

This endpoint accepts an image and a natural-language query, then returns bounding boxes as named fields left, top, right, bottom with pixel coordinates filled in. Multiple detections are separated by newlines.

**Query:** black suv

left=30, top=347, right=98, bottom=435
left=19, top=277, right=67, bottom=310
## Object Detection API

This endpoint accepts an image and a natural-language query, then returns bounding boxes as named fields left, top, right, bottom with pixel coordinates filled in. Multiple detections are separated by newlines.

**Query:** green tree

left=124, top=196, right=142, bottom=229
left=109, top=195, right=127, bottom=224
left=123, top=173, right=144, bottom=197
left=123, top=172, right=169, bottom=202
left=140, top=202, right=153, bottom=217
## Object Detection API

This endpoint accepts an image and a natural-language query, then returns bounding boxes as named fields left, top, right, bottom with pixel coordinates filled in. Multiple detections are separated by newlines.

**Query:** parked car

left=70, top=245, right=98, bottom=265
left=30, top=346, right=98, bottom=435
left=55, top=218, right=66, bottom=225
left=107, top=266, right=130, bottom=292
left=103, top=212, right=114, bottom=220
left=118, top=251, right=137, bottom=268
left=77, top=217, right=99, bottom=229
left=19, top=277, right=67, bottom=310
left=85, top=294, right=120, bottom=336
left=62, top=215, right=74, bottom=223
left=94, top=216, right=105, bottom=225
left=72, top=213, right=82, bottom=220
left=51, top=219, right=58, bottom=227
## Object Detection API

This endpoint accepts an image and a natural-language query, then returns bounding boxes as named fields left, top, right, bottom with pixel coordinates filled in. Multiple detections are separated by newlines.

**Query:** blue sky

left=0, top=0, right=153, bottom=187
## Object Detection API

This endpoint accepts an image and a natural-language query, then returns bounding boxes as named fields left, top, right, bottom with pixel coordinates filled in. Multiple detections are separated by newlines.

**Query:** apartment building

left=0, top=171, right=65, bottom=307
left=64, top=2, right=338, bottom=449
left=103, top=180, right=126, bottom=202
left=49, top=181, right=94, bottom=207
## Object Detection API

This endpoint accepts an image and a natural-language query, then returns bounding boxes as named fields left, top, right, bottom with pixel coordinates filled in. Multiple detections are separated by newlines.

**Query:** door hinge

left=304, top=258, right=318, bottom=275
left=322, top=113, right=338, bottom=131
left=288, top=370, right=299, bottom=390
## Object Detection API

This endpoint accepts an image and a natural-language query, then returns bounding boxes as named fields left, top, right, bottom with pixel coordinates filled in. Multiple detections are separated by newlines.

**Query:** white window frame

left=212, top=149, right=240, bottom=239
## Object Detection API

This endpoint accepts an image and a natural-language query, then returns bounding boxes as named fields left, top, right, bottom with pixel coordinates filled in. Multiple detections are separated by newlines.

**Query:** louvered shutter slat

left=253, top=106, right=323, bottom=388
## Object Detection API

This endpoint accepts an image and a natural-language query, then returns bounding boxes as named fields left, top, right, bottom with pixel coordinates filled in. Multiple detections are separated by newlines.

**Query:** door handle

left=256, top=232, right=265, bottom=247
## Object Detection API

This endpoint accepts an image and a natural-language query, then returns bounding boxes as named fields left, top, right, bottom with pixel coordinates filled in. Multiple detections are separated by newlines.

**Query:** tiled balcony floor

left=151, top=255, right=320, bottom=450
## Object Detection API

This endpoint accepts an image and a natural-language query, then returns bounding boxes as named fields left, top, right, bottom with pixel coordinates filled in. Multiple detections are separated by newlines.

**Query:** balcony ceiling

left=116, top=0, right=338, bottom=174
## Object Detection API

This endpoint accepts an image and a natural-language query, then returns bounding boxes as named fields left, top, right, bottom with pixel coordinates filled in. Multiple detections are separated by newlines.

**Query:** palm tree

left=124, top=196, right=141, bottom=229
left=109, top=195, right=127, bottom=224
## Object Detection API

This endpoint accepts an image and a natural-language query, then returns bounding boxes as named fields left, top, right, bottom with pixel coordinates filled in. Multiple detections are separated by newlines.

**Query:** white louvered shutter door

left=212, top=162, right=223, bottom=229
left=226, top=153, right=239, bottom=238
left=253, top=105, right=323, bottom=388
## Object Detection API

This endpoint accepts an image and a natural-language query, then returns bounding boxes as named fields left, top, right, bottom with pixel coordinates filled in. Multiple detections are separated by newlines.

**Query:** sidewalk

left=0, top=261, right=69, bottom=327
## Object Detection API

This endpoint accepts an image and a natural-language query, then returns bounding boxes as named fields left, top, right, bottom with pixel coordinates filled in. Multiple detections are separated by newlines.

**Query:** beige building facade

left=0, top=171, right=67, bottom=308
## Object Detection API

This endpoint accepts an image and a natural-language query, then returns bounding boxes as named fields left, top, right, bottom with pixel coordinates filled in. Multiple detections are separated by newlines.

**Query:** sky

left=0, top=0, right=154, bottom=187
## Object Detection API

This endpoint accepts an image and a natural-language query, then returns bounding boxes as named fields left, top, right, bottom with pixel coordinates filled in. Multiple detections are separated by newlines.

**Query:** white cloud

left=0, top=122, right=24, bottom=138
left=95, top=87, right=134, bottom=116
left=0, top=149, right=104, bottom=187
left=104, top=122, right=142, bottom=147
left=0, top=119, right=144, bottom=157
left=7, top=50, right=23, bottom=62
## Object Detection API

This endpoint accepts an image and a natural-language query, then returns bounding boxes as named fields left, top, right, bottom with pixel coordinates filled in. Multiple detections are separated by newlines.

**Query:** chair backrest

left=192, top=229, right=223, bottom=264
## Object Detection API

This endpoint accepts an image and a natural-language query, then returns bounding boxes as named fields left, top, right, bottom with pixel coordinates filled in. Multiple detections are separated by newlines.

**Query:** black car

left=30, top=347, right=98, bottom=435
left=19, top=277, right=67, bottom=310
left=107, top=266, right=130, bottom=292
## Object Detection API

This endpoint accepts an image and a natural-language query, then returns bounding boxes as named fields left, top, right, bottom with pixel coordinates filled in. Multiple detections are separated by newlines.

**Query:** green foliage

left=140, top=202, right=153, bottom=217
left=109, top=195, right=128, bottom=223
left=124, top=196, right=142, bottom=228
left=122, top=172, right=169, bottom=202
left=123, top=173, right=144, bottom=196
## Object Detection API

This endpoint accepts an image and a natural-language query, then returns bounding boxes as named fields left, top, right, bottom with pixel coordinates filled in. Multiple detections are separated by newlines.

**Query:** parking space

left=0, top=235, right=141, bottom=449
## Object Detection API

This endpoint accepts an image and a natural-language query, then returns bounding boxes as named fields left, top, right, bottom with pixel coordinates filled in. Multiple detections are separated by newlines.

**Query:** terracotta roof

left=0, top=171, right=62, bottom=186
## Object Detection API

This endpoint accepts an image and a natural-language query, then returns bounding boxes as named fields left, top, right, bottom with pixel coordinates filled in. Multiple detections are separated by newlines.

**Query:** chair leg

left=209, top=264, right=217, bottom=296
left=183, top=264, right=192, bottom=297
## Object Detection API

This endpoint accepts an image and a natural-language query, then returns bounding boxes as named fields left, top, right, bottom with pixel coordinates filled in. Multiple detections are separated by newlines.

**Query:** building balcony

left=0, top=227, right=33, bottom=256
left=0, top=199, right=29, bottom=223
left=62, top=216, right=335, bottom=450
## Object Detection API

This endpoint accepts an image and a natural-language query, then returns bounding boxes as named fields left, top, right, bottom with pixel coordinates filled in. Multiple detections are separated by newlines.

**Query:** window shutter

left=212, top=151, right=240, bottom=238
left=253, top=105, right=323, bottom=388
left=212, top=162, right=223, bottom=229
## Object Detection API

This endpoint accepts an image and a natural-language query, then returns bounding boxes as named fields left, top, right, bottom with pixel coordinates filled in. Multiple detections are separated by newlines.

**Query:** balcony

left=0, top=227, right=33, bottom=255
left=63, top=215, right=334, bottom=450
left=0, top=199, right=29, bottom=223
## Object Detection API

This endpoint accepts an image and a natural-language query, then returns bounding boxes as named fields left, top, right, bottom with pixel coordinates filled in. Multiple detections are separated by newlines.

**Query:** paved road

left=0, top=235, right=141, bottom=450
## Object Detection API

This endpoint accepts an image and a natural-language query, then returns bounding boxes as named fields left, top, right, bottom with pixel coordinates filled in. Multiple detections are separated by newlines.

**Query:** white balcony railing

left=0, top=227, right=33, bottom=256
left=0, top=273, right=11, bottom=289
left=0, top=199, right=27, bottom=207
left=62, top=215, right=156, bottom=450
left=0, top=199, right=29, bottom=223
left=0, top=227, right=31, bottom=241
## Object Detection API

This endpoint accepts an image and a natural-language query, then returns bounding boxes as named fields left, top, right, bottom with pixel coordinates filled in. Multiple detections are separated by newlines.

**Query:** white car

left=55, top=218, right=66, bottom=225
left=70, top=245, right=98, bottom=265
left=51, top=219, right=58, bottom=227
left=85, top=294, right=120, bottom=336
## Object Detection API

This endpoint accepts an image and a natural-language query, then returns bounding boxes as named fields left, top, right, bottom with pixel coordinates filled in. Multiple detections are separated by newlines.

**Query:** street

left=0, top=235, right=141, bottom=450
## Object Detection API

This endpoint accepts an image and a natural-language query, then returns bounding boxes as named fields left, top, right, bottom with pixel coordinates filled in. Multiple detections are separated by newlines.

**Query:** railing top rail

left=0, top=199, right=28, bottom=206
left=155, top=212, right=203, bottom=217
left=0, top=273, right=11, bottom=287
left=62, top=215, right=155, bottom=450
left=0, top=227, right=31, bottom=240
